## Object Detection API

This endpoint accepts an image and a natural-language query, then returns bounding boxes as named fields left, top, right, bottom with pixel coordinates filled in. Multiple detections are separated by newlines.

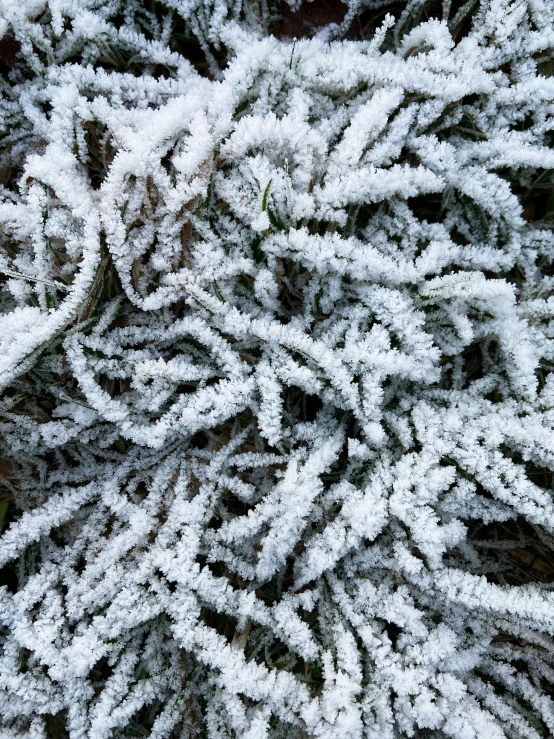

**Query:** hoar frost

left=1, top=0, right=554, bottom=737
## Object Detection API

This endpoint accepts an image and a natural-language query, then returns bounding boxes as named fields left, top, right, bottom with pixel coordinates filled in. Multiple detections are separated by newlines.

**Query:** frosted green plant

left=1, top=1, right=554, bottom=737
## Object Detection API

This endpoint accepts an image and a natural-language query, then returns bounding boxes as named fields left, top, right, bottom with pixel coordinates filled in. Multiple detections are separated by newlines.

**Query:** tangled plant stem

left=1, top=1, right=554, bottom=737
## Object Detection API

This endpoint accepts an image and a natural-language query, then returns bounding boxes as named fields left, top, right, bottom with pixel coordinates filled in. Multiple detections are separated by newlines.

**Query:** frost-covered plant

left=0, top=0, right=339, bottom=79
left=2, top=0, right=554, bottom=737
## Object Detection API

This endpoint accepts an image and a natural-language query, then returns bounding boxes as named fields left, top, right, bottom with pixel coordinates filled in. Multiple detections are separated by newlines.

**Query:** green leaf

left=251, top=235, right=266, bottom=263
left=120, top=200, right=129, bottom=219
left=262, top=179, right=272, bottom=212
left=213, top=280, right=225, bottom=302
left=82, top=346, right=124, bottom=361
left=268, top=207, right=285, bottom=231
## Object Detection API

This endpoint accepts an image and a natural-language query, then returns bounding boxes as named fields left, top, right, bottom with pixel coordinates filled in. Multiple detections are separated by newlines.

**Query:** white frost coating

left=1, top=0, right=554, bottom=737
left=0, top=144, right=101, bottom=391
